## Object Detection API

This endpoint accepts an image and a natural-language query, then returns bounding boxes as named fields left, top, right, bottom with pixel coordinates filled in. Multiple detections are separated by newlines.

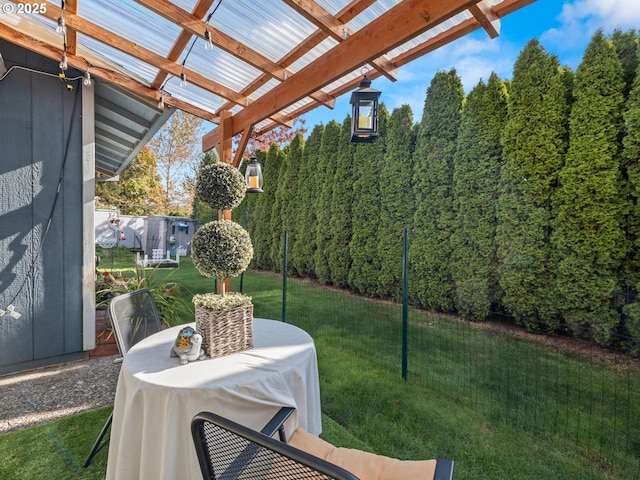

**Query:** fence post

left=402, top=228, right=408, bottom=381
left=282, top=231, right=288, bottom=323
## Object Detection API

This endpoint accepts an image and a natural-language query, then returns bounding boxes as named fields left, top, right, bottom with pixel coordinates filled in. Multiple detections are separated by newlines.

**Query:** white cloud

left=542, top=0, right=640, bottom=53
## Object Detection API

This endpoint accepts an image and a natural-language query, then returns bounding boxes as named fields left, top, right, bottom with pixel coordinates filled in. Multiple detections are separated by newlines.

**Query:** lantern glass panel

left=358, top=101, right=374, bottom=129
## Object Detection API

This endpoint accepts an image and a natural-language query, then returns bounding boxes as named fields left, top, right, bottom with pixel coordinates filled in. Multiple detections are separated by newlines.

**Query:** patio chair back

left=191, top=411, right=359, bottom=480
left=109, top=288, right=163, bottom=356
left=83, top=288, right=162, bottom=468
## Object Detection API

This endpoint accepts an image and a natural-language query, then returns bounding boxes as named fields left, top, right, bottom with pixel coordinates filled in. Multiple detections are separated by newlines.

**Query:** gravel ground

left=0, top=356, right=120, bottom=434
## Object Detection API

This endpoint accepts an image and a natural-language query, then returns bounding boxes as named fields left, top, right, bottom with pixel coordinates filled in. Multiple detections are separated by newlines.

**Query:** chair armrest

left=259, top=406, right=295, bottom=441
left=434, top=457, right=454, bottom=480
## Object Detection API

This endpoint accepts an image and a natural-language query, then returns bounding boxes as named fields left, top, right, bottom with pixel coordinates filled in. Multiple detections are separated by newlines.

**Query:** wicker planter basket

left=195, top=304, right=254, bottom=359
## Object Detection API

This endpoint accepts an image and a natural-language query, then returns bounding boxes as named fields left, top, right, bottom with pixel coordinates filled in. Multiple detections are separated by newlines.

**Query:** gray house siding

left=0, top=40, right=92, bottom=374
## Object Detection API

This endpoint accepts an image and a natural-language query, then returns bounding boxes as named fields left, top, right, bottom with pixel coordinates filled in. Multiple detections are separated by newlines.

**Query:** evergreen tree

left=251, top=149, right=277, bottom=270
left=349, top=105, right=389, bottom=296
left=327, top=116, right=357, bottom=288
left=450, top=73, right=508, bottom=321
left=552, top=30, right=626, bottom=344
left=496, top=39, right=571, bottom=331
left=291, top=125, right=324, bottom=277
left=377, top=105, right=416, bottom=300
left=314, top=120, right=342, bottom=284
left=622, top=41, right=640, bottom=354
left=269, top=145, right=288, bottom=271
left=280, top=134, right=304, bottom=276
left=409, top=70, right=464, bottom=311
left=611, top=29, right=639, bottom=98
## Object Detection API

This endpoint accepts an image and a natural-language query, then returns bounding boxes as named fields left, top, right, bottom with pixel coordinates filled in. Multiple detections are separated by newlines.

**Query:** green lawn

left=1, top=248, right=637, bottom=479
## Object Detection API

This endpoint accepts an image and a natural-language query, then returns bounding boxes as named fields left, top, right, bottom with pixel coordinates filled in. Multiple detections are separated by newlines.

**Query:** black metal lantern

left=349, top=74, right=381, bottom=143
left=245, top=157, right=263, bottom=193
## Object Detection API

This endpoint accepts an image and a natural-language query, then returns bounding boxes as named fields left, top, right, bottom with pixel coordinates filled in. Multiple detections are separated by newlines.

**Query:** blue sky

left=302, top=0, right=640, bottom=129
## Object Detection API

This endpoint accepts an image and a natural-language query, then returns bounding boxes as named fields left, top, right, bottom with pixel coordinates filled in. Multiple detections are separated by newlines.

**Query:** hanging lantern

left=245, top=157, right=263, bottom=193
left=349, top=74, right=381, bottom=143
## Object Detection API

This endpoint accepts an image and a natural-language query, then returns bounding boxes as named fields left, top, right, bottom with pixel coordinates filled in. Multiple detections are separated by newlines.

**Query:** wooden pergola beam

left=133, top=0, right=289, bottom=81
left=0, top=22, right=220, bottom=123
left=30, top=4, right=252, bottom=108
left=469, top=0, right=501, bottom=39
left=151, top=0, right=216, bottom=91
left=204, top=0, right=479, bottom=148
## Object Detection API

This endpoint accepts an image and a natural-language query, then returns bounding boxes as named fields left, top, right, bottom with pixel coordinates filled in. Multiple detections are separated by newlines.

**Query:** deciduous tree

left=147, top=110, right=203, bottom=215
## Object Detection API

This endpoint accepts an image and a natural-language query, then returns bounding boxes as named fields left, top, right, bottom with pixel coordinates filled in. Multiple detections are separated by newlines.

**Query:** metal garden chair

left=83, top=288, right=163, bottom=468
left=191, top=408, right=454, bottom=480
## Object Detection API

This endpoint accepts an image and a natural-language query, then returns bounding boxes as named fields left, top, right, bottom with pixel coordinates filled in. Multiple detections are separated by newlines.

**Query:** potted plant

left=190, top=161, right=254, bottom=358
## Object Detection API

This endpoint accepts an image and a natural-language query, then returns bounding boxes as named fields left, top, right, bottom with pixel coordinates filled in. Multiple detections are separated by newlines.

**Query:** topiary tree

left=191, top=157, right=254, bottom=314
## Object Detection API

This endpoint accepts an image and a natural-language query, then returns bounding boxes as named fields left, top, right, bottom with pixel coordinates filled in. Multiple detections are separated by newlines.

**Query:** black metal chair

left=191, top=408, right=454, bottom=480
left=83, top=288, right=163, bottom=468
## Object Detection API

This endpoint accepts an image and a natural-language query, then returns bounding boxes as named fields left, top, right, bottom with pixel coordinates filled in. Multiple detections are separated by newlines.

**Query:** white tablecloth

left=106, top=318, right=322, bottom=480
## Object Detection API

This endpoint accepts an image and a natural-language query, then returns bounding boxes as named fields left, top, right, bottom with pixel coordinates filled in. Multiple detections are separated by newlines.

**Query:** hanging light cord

left=160, top=0, right=223, bottom=91
left=0, top=64, right=82, bottom=83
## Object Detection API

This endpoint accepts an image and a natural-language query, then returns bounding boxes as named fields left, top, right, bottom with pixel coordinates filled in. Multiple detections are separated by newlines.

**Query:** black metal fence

left=273, top=231, right=640, bottom=476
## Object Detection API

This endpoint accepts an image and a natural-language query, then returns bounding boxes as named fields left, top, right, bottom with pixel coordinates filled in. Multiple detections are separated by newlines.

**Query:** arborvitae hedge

left=377, top=104, right=415, bottom=300
left=251, top=147, right=278, bottom=270
left=281, top=134, right=304, bottom=276
left=291, top=125, right=324, bottom=277
left=622, top=43, right=640, bottom=354
left=314, top=121, right=342, bottom=284
left=497, top=39, right=570, bottom=331
left=409, top=69, right=464, bottom=312
left=349, top=105, right=389, bottom=296
left=553, top=30, right=626, bottom=344
left=327, top=116, right=357, bottom=288
left=269, top=145, right=288, bottom=271
left=235, top=30, right=640, bottom=354
left=450, top=73, right=507, bottom=321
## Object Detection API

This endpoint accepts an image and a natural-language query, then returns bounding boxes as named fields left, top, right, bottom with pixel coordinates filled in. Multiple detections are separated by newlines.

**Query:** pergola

left=0, top=0, right=535, bottom=169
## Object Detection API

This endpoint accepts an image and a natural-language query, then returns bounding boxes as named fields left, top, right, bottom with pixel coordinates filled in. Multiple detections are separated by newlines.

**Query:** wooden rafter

left=30, top=5, right=252, bottom=107
left=150, top=0, right=216, bottom=91
left=64, top=0, right=78, bottom=55
left=0, top=0, right=537, bottom=155
left=133, top=0, right=289, bottom=81
left=265, top=0, right=533, bottom=129
left=205, top=0, right=481, bottom=148
left=281, top=0, right=397, bottom=81
left=469, top=0, right=501, bottom=39
left=0, top=21, right=220, bottom=122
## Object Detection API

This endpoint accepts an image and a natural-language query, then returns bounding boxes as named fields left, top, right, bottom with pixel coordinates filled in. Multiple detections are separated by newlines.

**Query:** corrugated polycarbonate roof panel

left=1, top=0, right=537, bottom=169
left=212, top=0, right=318, bottom=63
left=80, top=0, right=180, bottom=58
left=178, top=40, right=263, bottom=94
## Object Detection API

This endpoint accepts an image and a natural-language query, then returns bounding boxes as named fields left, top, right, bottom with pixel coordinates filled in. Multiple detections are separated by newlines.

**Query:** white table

left=105, top=318, right=322, bottom=480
